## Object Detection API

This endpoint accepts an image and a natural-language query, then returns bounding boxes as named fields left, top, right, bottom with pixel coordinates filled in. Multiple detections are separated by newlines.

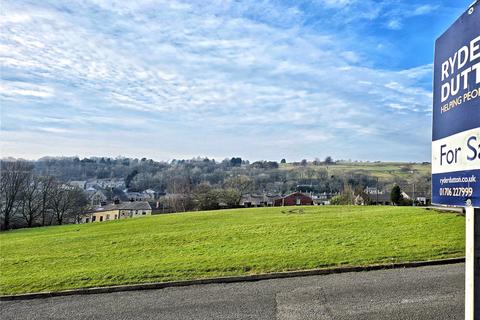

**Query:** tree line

left=0, top=161, right=89, bottom=230
left=27, top=156, right=356, bottom=195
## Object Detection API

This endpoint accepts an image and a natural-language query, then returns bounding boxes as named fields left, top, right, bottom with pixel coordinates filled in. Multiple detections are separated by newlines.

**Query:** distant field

left=0, top=206, right=463, bottom=295
left=280, top=161, right=431, bottom=180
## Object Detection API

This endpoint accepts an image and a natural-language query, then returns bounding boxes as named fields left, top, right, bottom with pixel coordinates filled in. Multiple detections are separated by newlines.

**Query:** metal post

left=465, top=207, right=480, bottom=320
left=475, top=208, right=480, bottom=319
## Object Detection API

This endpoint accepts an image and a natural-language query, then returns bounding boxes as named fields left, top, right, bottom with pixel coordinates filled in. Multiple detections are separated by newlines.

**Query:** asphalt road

left=1, top=263, right=464, bottom=320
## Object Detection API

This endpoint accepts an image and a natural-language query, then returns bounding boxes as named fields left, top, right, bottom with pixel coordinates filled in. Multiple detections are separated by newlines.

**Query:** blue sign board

left=432, top=3, right=480, bottom=207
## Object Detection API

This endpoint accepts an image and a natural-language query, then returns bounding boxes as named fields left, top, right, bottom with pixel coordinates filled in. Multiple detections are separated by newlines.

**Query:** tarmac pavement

left=0, top=263, right=464, bottom=320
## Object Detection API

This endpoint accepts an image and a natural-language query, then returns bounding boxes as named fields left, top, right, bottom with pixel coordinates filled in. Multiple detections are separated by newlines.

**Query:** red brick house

left=274, top=192, right=313, bottom=206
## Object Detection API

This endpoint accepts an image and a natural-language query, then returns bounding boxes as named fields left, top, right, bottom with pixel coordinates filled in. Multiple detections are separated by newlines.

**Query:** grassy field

left=280, top=161, right=431, bottom=180
left=0, top=206, right=464, bottom=295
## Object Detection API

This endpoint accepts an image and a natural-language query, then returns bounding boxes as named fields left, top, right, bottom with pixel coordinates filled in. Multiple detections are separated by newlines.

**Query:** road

left=1, top=263, right=464, bottom=320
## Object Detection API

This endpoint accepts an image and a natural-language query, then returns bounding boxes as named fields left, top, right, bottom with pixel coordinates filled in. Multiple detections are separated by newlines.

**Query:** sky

left=0, top=0, right=473, bottom=162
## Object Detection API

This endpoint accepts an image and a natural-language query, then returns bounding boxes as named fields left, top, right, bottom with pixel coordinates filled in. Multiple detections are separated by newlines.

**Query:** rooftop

left=95, top=201, right=151, bottom=212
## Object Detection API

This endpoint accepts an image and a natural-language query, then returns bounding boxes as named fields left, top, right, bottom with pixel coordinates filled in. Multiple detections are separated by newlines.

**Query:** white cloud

left=412, top=4, right=439, bottom=16
left=382, top=3, right=439, bottom=31
left=386, top=19, right=402, bottom=30
left=388, top=103, right=408, bottom=110
left=0, top=0, right=435, bottom=161
left=341, top=51, right=360, bottom=63
left=318, top=0, right=354, bottom=8
left=399, top=64, right=433, bottom=79
left=0, top=81, right=55, bottom=98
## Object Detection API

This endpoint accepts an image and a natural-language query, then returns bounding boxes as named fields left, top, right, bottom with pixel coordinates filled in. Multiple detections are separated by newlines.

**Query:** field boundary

left=0, top=257, right=464, bottom=301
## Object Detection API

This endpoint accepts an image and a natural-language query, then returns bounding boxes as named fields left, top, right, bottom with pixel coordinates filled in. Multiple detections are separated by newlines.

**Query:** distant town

left=1, top=156, right=432, bottom=229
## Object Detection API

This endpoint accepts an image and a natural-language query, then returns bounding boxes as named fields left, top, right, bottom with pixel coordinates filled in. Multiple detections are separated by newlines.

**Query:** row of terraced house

left=80, top=200, right=152, bottom=223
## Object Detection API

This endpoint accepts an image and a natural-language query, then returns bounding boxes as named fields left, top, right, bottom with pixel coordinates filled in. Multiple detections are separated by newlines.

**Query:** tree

left=280, top=159, right=286, bottom=164
left=219, top=188, right=241, bottom=208
left=230, top=157, right=242, bottom=167
left=0, top=161, right=32, bottom=230
left=69, top=188, right=90, bottom=223
left=193, top=184, right=219, bottom=210
left=330, top=194, right=349, bottom=205
left=131, top=172, right=156, bottom=191
left=125, top=169, right=139, bottom=189
left=224, top=175, right=252, bottom=203
left=166, top=193, right=193, bottom=213
left=329, top=183, right=356, bottom=205
left=49, top=184, right=88, bottom=225
left=325, top=156, right=333, bottom=164
left=18, top=175, right=43, bottom=227
left=49, top=183, right=71, bottom=225
left=166, top=173, right=194, bottom=212
left=390, top=185, right=402, bottom=205
left=38, top=176, right=56, bottom=226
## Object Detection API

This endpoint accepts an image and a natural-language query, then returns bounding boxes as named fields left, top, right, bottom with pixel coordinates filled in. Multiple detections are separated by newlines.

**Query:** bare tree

left=224, top=175, right=252, bottom=205
left=219, top=188, right=241, bottom=208
left=18, top=174, right=43, bottom=227
left=38, top=176, right=55, bottom=226
left=69, top=188, right=90, bottom=223
left=49, top=182, right=70, bottom=225
left=168, top=176, right=194, bottom=212
left=193, top=183, right=220, bottom=210
left=49, top=183, right=87, bottom=225
left=0, top=161, right=32, bottom=230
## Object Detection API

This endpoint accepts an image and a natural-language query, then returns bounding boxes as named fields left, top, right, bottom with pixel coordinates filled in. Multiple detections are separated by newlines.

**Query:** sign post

left=465, top=206, right=480, bottom=319
left=432, top=2, right=480, bottom=319
left=475, top=209, right=480, bottom=318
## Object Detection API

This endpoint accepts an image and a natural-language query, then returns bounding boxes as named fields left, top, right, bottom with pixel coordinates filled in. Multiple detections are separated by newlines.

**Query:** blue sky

left=0, top=0, right=472, bottom=162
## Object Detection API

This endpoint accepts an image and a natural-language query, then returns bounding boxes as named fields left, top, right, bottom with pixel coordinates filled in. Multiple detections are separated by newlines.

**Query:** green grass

left=279, top=161, right=431, bottom=180
left=0, top=206, right=464, bottom=295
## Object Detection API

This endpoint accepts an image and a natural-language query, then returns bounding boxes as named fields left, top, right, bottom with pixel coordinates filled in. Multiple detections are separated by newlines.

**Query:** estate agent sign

left=433, top=3, right=480, bottom=319
left=432, top=3, right=480, bottom=208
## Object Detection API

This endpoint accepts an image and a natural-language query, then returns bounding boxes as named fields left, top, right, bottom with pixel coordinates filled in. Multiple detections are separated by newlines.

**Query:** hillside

left=283, top=161, right=430, bottom=178
left=27, top=157, right=431, bottom=194
left=280, top=161, right=430, bottom=186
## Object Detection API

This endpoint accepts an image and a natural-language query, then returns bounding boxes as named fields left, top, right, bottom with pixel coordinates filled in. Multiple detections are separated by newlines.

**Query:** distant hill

left=1, top=156, right=431, bottom=197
